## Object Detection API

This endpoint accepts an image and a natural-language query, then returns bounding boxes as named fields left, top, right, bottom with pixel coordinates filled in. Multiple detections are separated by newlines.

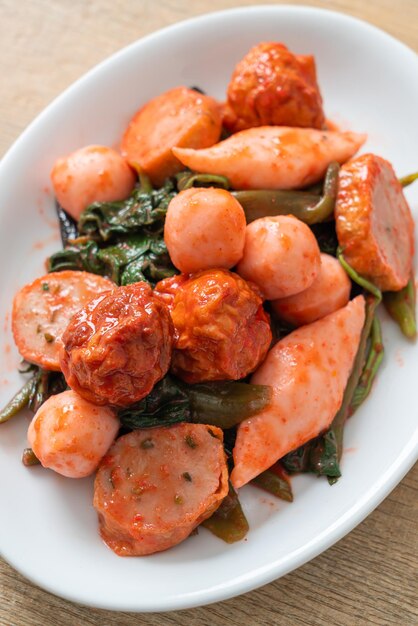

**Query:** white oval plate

left=0, top=5, right=417, bottom=613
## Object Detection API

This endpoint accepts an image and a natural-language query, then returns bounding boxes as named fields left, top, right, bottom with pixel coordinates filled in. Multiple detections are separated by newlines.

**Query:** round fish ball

left=271, top=253, right=351, bottom=326
left=51, top=145, right=136, bottom=220
left=28, top=390, right=120, bottom=478
left=236, top=215, right=321, bottom=300
left=164, top=187, right=246, bottom=273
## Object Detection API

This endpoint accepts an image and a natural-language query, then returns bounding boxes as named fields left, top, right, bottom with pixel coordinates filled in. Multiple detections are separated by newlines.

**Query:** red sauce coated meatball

left=223, top=42, right=325, bottom=133
left=154, top=274, right=190, bottom=313
left=169, top=269, right=272, bottom=383
left=60, top=283, right=174, bottom=407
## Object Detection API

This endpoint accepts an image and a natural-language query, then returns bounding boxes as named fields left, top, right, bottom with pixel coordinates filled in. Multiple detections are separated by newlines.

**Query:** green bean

left=28, top=370, right=50, bottom=414
left=201, top=483, right=249, bottom=543
left=399, top=172, right=418, bottom=188
left=351, top=316, right=384, bottom=412
left=251, top=462, right=293, bottom=502
left=232, top=189, right=320, bottom=222
left=383, top=277, right=416, bottom=340
left=0, top=378, right=34, bottom=424
left=232, top=161, right=340, bottom=225
left=22, top=448, right=41, bottom=467
left=337, top=248, right=382, bottom=302
left=188, top=382, right=272, bottom=429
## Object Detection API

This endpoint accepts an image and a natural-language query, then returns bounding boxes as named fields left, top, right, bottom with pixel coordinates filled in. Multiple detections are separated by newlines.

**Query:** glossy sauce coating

left=173, top=126, right=366, bottom=190
left=237, top=215, right=321, bottom=300
left=12, top=271, right=115, bottom=371
left=28, top=390, right=119, bottom=478
left=223, top=42, right=325, bottom=133
left=94, top=424, right=228, bottom=556
left=153, top=274, right=190, bottom=313
left=335, top=153, right=414, bottom=291
left=271, top=253, right=351, bottom=326
left=231, top=296, right=365, bottom=488
left=51, top=145, right=136, bottom=221
left=169, top=269, right=272, bottom=383
left=60, top=283, right=174, bottom=406
left=121, top=87, right=222, bottom=187
left=164, top=187, right=246, bottom=273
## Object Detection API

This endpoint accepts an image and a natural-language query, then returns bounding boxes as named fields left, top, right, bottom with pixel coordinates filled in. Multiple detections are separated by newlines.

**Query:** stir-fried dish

left=2, top=42, right=416, bottom=556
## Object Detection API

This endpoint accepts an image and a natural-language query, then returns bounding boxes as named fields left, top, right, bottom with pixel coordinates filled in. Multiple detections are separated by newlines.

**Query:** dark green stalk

left=137, top=171, right=153, bottom=194
left=232, top=189, right=320, bottom=223
left=201, top=483, right=249, bottom=543
left=22, top=448, right=41, bottom=466
left=188, top=382, right=272, bottom=429
left=351, top=316, right=384, bottom=412
left=399, top=172, right=418, bottom=187
left=118, top=377, right=272, bottom=430
left=177, top=172, right=230, bottom=191
left=0, top=378, right=34, bottom=424
left=383, top=278, right=416, bottom=340
left=306, top=161, right=340, bottom=224
left=337, top=248, right=382, bottom=302
left=232, top=161, right=340, bottom=225
left=28, top=370, right=50, bottom=414
left=251, top=462, right=293, bottom=502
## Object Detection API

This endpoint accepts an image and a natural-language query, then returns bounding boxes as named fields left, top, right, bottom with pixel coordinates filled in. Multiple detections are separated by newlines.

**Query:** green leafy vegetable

left=251, top=462, right=293, bottom=502
left=118, top=376, right=272, bottom=430
left=47, top=240, right=105, bottom=274
left=383, top=277, right=417, bottom=340
left=78, top=178, right=175, bottom=240
left=201, top=483, right=249, bottom=543
left=48, top=235, right=177, bottom=286
left=48, top=178, right=178, bottom=286
left=118, top=376, right=191, bottom=430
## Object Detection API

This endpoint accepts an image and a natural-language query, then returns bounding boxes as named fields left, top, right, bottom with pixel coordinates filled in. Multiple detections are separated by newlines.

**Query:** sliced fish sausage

left=121, top=87, right=222, bottom=187
left=94, top=423, right=229, bottom=556
left=12, top=270, right=115, bottom=371
left=231, top=296, right=365, bottom=488
left=335, top=153, right=414, bottom=291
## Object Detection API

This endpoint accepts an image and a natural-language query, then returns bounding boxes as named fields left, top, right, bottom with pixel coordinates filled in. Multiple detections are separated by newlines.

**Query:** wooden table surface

left=0, top=1, right=417, bottom=624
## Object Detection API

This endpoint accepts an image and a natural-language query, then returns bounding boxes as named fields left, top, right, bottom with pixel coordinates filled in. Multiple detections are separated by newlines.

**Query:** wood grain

left=0, top=1, right=417, bottom=625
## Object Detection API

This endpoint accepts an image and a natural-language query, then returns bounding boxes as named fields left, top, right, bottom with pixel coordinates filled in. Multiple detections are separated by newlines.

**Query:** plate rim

left=0, top=4, right=417, bottom=613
